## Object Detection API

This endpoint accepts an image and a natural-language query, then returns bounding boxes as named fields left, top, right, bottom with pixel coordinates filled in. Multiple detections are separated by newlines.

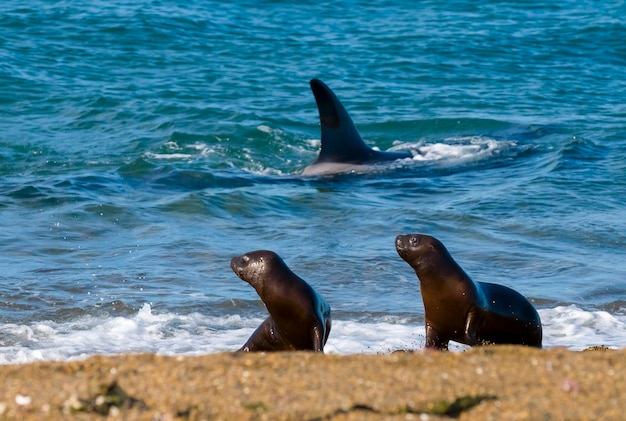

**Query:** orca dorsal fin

left=309, top=79, right=376, bottom=164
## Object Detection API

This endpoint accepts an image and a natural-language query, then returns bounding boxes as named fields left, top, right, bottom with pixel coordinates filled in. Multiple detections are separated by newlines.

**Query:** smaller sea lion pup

left=231, top=250, right=332, bottom=352
left=395, top=234, right=542, bottom=350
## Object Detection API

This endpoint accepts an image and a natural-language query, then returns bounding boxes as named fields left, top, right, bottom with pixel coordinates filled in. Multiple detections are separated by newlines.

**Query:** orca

left=302, top=79, right=413, bottom=176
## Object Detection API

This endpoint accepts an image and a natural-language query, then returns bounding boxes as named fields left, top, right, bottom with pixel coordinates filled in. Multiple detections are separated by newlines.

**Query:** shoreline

left=1, top=346, right=624, bottom=420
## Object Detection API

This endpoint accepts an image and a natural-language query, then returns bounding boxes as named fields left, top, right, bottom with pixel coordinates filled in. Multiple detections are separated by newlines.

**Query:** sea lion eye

left=409, top=236, right=419, bottom=246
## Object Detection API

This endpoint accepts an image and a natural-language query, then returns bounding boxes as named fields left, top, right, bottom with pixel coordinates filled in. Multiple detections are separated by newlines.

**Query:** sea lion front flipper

left=311, top=323, right=325, bottom=352
left=425, top=323, right=449, bottom=350
left=323, top=317, right=332, bottom=346
left=239, top=317, right=281, bottom=352
left=464, top=308, right=485, bottom=346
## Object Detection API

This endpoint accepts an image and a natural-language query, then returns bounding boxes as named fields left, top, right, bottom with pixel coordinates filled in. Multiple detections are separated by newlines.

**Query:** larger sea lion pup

left=231, top=250, right=332, bottom=352
left=395, top=234, right=542, bottom=350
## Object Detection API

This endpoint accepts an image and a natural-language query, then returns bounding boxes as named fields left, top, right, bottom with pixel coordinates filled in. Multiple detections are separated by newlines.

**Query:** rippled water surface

left=1, top=0, right=625, bottom=362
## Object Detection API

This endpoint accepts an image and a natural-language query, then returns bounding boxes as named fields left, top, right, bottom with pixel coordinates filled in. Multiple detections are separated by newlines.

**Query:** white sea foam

left=398, top=136, right=514, bottom=163
left=0, top=304, right=253, bottom=364
left=144, top=152, right=195, bottom=160
left=304, top=138, right=321, bottom=148
left=1, top=304, right=624, bottom=364
left=257, top=125, right=287, bottom=141
left=144, top=141, right=215, bottom=160
left=256, top=125, right=273, bottom=134
left=541, top=305, right=626, bottom=349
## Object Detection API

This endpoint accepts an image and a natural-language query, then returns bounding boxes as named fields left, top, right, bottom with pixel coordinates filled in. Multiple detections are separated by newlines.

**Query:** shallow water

left=1, top=0, right=625, bottom=363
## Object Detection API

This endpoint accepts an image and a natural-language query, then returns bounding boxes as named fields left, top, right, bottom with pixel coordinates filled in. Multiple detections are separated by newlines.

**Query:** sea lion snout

left=395, top=234, right=422, bottom=259
left=396, top=233, right=423, bottom=247
left=230, top=255, right=244, bottom=274
left=230, top=251, right=277, bottom=291
left=231, top=254, right=255, bottom=280
left=395, top=234, right=409, bottom=259
left=395, top=234, right=408, bottom=249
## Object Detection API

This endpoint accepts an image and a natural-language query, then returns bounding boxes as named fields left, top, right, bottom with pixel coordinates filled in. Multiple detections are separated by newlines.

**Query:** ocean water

left=1, top=0, right=626, bottom=364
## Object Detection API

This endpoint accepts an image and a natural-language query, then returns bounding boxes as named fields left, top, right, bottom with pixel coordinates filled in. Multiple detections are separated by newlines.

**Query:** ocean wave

left=1, top=304, right=624, bottom=364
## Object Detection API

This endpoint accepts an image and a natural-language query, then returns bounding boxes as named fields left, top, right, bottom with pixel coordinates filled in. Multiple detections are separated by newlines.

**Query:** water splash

left=1, top=304, right=624, bottom=364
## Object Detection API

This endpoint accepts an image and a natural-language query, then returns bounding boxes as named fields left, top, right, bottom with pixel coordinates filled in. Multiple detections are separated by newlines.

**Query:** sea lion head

left=395, top=234, right=445, bottom=273
left=230, top=250, right=285, bottom=294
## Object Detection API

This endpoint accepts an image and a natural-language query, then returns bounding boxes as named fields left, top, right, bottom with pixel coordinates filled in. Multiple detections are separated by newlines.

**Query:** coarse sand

left=0, top=346, right=623, bottom=420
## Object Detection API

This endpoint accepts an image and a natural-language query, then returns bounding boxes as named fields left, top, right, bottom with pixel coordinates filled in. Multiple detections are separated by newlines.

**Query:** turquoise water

left=1, top=1, right=626, bottom=362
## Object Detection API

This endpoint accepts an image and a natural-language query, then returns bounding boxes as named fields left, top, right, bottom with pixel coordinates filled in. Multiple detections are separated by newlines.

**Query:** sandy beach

left=0, top=346, right=623, bottom=420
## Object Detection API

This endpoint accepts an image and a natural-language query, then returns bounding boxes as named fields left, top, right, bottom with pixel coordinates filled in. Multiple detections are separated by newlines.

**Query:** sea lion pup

left=395, top=234, right=542, bottom=350
left=231, top=250, right=332, bottom=352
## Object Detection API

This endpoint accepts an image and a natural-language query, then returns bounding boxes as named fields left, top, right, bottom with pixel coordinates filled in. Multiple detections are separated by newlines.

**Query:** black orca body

left=302, top=79, right=413, bottom=176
